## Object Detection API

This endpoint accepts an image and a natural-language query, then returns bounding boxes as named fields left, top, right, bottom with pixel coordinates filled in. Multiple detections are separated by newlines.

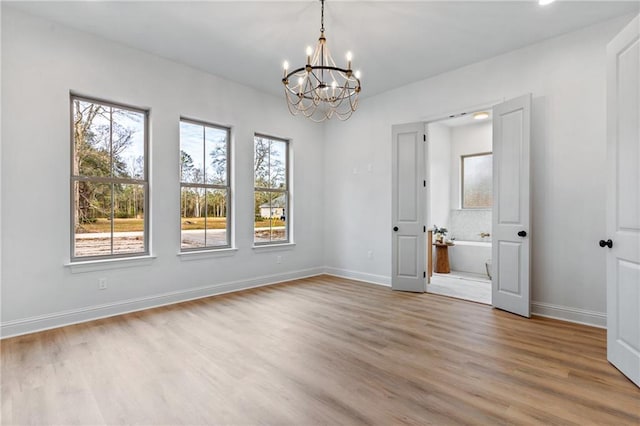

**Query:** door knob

left=517, top=230, right=527, bottom=237
left=599, top=239, right=613, bottom=248
left=393, top=226, right=399, bottom=232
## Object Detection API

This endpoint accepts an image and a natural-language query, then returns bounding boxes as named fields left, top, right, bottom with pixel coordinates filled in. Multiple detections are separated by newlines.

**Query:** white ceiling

left=5, top=1, right=638, bottom=98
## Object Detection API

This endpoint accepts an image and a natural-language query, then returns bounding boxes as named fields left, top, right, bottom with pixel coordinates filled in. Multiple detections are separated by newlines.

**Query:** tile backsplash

left=449, top=209, right=492, bottom=242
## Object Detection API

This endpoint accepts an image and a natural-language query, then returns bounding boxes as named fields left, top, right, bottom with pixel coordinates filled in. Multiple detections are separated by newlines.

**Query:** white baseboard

left=532, top=301, right=606, bottom=329
left=323, top=267, right=391, bottom=287
left=323, top=268, right=608, bottom=329
left=1, top=267, right=607, bottom=338
left=0, top=267, right=324, bottom=339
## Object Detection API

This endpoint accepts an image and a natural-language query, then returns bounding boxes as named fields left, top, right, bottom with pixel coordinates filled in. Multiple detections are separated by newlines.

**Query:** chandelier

left=282, top=0, right=361, bottom=122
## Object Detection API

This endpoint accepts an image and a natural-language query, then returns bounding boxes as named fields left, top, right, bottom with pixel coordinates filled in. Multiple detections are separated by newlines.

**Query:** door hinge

left=423, top=226, right=426, bottom=232
left=423, top=180, right=426, bottom=187
left=423, top=271, right=426, bottom=278
left=423, top=134, right=426, bottom=142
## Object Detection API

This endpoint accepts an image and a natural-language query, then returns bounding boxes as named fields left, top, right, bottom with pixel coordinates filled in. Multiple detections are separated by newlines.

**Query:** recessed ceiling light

left=539, top=0, right=556, bottom=6
left=473, top=112, right=490, bottom=120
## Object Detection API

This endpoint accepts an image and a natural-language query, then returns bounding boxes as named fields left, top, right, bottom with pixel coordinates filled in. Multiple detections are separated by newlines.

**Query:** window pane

left=179, top=121, right=204, bottom=184
left=205, top=189, right=228, bottom=247
left=254, top=191, right=287, bottom=243
left=110, top=183, right=145, bottom=254
left=463, top=154, right=493, bottom=209
left=254, top=191, right=272, bottom=243
left=254, top=137, right=270, bottom=187
left=205, top=126, right=227, bottom=185
left=74, top=181, right=112, bottom=257
left=270, top=193, right=288, bottom=242
left=71, top=97, right=148, bottom=260
left=181, top=187, right=206, bottom=249
left=112, top=108, right=145, bottom=179
left=269, top=140, right=287, bottom=189
left=73, top=100, right=110, bottom=178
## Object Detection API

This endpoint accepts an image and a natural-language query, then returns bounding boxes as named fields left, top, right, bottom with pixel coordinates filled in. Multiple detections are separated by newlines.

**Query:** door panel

left=392, top=123, right=426, bottom=293
left=497, top=110, right=523, bottom=224
left=606, top=14, right=640, bottom=388
left=497, top=242, right=521, bottom=295
left=398, top=236, right=418, bottom=277
left=398, top=133, right=418, bottom=221
left=492, top=94, right=531, bottom=317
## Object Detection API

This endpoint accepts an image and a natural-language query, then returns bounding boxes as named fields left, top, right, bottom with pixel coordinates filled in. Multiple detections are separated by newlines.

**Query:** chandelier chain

left=320, top=0, right=325, bottom=32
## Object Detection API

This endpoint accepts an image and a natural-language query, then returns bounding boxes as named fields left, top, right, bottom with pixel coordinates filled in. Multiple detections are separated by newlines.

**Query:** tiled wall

left=449, top=209, right=492, bottom=242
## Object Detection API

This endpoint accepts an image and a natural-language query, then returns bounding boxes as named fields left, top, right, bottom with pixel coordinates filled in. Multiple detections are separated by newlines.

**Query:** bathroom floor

left=428, top=271, right=491, bottom=305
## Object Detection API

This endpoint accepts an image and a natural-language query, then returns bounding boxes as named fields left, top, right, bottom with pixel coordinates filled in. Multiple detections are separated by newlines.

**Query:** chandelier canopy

left=282, top=0, right=361, bottom=122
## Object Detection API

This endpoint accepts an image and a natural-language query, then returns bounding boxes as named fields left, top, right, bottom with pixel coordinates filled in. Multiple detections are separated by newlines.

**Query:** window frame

left=460, top=151, right=493, bottom=210
left=253, top=133, right=290, bottom=246
left=179, top=117, right=232, bottom=252
left=69, top=94, right=150, bottom=261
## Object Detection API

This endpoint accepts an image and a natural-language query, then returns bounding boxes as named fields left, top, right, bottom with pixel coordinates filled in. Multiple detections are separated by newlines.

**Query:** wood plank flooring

left=2, top=275, right=639, bottom=425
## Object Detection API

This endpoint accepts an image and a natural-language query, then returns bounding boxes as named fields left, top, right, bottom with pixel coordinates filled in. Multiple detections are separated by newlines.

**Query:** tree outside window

left=179, top=119, right=231, bottom=250
left=71, top=96, right=148, bottom=259
left=254, top=135, right=289, bottom=244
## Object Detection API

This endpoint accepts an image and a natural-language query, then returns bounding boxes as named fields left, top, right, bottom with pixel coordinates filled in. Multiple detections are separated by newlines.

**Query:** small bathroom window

left=461, top=152, right=493, bottom=209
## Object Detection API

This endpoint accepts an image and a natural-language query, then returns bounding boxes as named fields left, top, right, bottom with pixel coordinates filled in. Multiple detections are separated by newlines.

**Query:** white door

left=606, top=15, right=640, bottom=388
left=492, top=94, right=532, bottom=317
left=392, top=123, right=426, bottom=292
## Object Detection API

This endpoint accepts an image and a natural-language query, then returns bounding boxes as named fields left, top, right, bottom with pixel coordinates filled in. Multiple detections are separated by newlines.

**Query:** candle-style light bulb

left=306, top=46, right=313, bottom=65
left=298, top=76, right=304, bottom=86
left=283, top=60, right=289, bottom=70
left=355, top=70, right=361, bottom=79
left=331, top=80, right=338, bottom=89
left=346, top=51, right=353, bottom=70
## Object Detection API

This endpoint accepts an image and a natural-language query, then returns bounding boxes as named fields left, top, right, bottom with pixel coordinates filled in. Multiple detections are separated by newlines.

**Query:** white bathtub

left=448, top=240, right=492, bottom=277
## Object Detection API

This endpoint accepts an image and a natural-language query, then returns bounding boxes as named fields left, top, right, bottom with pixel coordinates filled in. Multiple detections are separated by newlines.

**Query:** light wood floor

left=2, top=275, right=639, bottom=425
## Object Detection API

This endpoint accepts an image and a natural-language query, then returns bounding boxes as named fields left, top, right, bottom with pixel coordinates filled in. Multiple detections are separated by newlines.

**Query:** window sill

left=177, top=248, right=238, bottom=261
left=252, top=242, right=296, bottom=252
left=65, top=255, right=157, bottom=274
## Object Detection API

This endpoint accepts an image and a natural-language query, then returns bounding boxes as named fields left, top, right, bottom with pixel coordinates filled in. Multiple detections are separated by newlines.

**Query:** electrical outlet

left=276, top=255, right=282, bottom=264
left=98, top=278, right=107, bottom=290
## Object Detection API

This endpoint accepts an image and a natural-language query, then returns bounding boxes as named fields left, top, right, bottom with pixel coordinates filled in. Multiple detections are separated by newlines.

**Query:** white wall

left=2, top=8, right=634, bottom=334
left=324, top=14, right=637, bottom=326
left=449, top=121, right=492, bottom=211
left=427, top=122, right=450, bottom=230
left=0, top=8, right=325, bottom=336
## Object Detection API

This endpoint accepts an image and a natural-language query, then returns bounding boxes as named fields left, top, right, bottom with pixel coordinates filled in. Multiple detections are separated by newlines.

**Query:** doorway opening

left=426, top=111, right=493, bottom=305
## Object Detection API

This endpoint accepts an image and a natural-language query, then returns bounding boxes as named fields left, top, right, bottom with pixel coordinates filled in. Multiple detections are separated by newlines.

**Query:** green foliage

left=433, top=225, right=448, bottom=235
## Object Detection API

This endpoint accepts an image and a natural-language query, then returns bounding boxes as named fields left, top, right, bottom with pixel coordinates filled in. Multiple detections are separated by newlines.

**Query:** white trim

left=65, top=255, right=157, bottom=273
left=252, top=243, right=296, bottom=252
left=531, top=301, right=606, bottom=329
left=1, top=266, right=608, bottom=338
left=323, top=267, right=391, bottom=287
left=421, top=99, right=503, bottom=124
left=0, top=267, right=323, bottom=339
left=177, top=248, right=238, bottom=260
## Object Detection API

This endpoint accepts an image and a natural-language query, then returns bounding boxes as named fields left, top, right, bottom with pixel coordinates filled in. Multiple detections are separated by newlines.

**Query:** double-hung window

left=461, top=152, right=493, bottom=209
left=254, top=134, right=289, bottom=244
left=71, top=95, right=149, bottom=260
left=180, top=119, right=231, bottom=250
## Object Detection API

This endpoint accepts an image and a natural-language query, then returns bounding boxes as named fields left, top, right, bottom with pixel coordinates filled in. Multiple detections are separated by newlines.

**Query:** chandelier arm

left=284, top=65, right=355, bottom=81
